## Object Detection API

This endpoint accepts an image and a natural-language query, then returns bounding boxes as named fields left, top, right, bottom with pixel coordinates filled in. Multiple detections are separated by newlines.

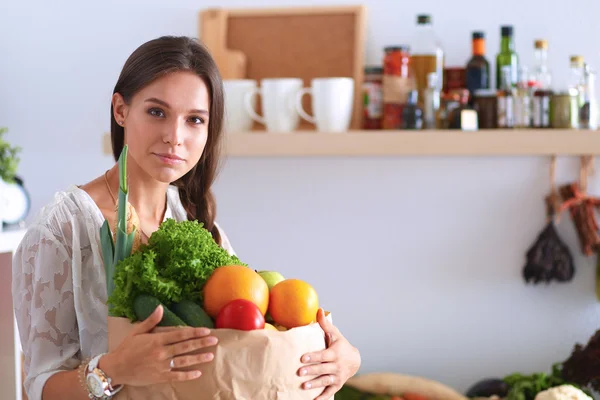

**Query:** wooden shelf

left=222, top=129, right=600, bottom=157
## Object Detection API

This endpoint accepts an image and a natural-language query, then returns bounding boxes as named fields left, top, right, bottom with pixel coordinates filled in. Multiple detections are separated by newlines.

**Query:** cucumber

left=171, top=299, right=214, bottom=328
left=133, top=293, right=187, bottom=327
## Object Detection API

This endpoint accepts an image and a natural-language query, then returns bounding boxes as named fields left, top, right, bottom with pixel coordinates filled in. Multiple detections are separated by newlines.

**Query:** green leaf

left=100, top=220, right=115, bottom=299
left=0, top=127, right=21, bottom=183
left=125, top=229, right=136, bottom=257
left=107, top=219, right=248, bottom=321
left=103, top=145, right=136, bottom=316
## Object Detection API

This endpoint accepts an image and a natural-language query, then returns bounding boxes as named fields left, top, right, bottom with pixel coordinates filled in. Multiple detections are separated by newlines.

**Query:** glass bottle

left=495, top=25, right=518, bottom=90
left=401, top=90, right=423, bottom=129
left=382, top=46, right=413, bottom=129
left=579, top=63, right=599, bottom=130
left=497, top=65, right=515, bottom=128
left=448, top=89, right=478, bottom=130
left=569, top=55, right=586, bottom=108
left=411, top=14, right=444, bottom=107
left=362, top=66, right=384, bottom=129
left=532, top=39, right=552, bottom=128
left=466, top=31, right=490, bottom=104
left=423, top=72, right=440, bottom=129
left=514, top=66, right=532, bottom=128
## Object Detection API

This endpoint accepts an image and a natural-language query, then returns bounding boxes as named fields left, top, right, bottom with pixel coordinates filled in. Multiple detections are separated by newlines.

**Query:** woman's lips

left=154, top=153, right=185, bottom=165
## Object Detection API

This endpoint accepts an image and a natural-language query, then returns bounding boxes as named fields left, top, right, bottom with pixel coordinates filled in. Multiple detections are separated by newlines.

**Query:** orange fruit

left=203, top=265, right=269, bottom=318
left=268, top=279, right=319, bottom=329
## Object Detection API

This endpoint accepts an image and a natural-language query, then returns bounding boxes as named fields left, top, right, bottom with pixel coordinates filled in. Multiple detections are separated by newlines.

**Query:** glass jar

left=362, top=66, right=383, bottom=129
left=382, top=45, right=413, bottom=129
left=473, top=89, right=498, bottom=129
left=550, top=91, right=579, bottom=129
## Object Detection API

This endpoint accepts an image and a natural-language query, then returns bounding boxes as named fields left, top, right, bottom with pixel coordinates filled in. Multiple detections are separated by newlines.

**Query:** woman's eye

left=148, top=108, right=165, bottom=118
left=188, top=116, right=205, bottom=125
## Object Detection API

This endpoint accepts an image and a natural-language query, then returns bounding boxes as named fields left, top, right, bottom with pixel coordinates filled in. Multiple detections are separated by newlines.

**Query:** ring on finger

left=169, top=359, right=175, bottom=369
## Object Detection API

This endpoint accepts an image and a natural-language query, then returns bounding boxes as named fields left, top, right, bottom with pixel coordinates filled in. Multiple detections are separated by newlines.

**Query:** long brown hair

left=110, top=36, right=224, bottom=244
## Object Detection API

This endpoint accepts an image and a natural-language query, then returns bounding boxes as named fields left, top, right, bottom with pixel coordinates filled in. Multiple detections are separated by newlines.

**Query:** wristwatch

left=85, top=354, right=123, bottom=399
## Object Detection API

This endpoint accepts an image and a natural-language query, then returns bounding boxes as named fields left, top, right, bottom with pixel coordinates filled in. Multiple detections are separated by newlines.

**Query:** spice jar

left=473, top=89, right=498, bottom=129
left=362, top=66, right=383, bottom=129
left=551, top=91, right=579, bottom=128
left=382, top=46, right=412, bottom=129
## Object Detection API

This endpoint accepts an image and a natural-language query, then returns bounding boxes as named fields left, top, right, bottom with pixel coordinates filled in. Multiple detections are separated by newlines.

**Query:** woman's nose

left=163, top=118, right=184, bottom=145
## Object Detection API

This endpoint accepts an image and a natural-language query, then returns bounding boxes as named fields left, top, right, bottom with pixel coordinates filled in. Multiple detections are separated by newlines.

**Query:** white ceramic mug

left=223, top=79, right=257, bottom=133
left=295, top=77, right=355, bottom=132
left=244, top=78, right=303, bottom=132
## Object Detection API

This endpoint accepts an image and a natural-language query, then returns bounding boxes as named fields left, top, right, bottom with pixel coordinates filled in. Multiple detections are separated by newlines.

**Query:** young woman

left=12, top=36, right=361, bottom=400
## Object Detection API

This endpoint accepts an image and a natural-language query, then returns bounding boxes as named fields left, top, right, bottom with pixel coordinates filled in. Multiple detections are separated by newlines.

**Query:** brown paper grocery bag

left=108, top=315, right=334, bottom=400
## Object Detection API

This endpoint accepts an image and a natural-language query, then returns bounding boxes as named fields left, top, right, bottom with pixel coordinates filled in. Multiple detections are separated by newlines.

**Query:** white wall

left=2, top=0, right=599, bottom=394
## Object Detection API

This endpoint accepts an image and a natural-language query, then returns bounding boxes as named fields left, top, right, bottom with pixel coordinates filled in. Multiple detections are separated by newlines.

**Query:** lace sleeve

left=12, top=224, right=81, bottom=400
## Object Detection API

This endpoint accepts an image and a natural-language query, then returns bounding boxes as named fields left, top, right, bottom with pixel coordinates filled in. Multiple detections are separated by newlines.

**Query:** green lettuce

left=107, top=218, right=247, bottom=321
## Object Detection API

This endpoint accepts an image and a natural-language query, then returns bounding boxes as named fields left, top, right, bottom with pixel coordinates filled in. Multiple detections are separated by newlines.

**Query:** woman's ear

left=112, top=92, right=129, bottom=125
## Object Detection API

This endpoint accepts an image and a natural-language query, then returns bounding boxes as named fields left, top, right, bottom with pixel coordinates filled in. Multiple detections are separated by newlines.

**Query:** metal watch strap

left=86, top=354, right=123, bottom=399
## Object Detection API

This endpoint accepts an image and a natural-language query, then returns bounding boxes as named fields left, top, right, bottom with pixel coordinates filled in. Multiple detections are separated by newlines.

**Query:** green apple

left=258, top=270, right=285, bottom=291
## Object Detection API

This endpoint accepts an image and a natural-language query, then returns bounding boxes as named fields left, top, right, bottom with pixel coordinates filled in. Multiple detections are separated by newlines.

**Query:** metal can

left=362, top=66, right=383, bottom=129
left=550, top=91, right=579, bottom=128
left=382, top=46, right=412, bottom=129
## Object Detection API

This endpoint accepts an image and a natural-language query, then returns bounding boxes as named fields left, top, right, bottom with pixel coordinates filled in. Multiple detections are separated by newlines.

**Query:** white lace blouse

left=11, top=184, right=236, bottom=400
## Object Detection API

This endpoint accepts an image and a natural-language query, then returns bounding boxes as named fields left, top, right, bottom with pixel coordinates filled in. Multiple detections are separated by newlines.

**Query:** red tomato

left=215, top=299, right=265, bottom=330
left=403, top=394, right=429, bottom=400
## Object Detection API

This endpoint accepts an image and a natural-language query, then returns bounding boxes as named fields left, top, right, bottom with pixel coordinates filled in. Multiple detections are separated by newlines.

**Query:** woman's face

left=112, top=70, right=210, bottom=184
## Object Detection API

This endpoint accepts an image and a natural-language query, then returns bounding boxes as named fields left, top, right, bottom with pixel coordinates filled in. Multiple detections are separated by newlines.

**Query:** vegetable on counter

left=533, top=384, right=593, bottom=400
left=560, top=329, right=600, bottom=393
left=465, top=378, right=510, bottom=398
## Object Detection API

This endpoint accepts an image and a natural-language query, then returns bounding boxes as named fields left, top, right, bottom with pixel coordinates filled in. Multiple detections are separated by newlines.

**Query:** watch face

left=86, top=374, right=105, bottom=397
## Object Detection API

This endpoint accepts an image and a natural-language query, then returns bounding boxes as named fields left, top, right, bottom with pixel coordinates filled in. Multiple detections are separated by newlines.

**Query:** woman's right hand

left=99, top=305, right=218, bottom=387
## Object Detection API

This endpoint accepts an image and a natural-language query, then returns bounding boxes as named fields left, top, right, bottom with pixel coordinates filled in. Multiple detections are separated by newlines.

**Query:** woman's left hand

left=297, top=308, right=361, bottom=400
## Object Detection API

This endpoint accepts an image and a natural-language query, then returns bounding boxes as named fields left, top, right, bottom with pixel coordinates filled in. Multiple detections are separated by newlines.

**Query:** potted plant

left=0, top=127, right=22, bottom=231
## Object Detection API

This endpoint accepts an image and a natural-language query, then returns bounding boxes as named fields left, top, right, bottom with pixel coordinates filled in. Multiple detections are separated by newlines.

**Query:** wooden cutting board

left=198, top=5, right=367, bottom=131
left=199, top=9, right=247, bottom=80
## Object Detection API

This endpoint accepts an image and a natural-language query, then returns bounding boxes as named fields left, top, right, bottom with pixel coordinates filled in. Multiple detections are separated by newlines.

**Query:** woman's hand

left=99, top=305, right=218, bottom=387
left=297, top=308, right=361, bottom=400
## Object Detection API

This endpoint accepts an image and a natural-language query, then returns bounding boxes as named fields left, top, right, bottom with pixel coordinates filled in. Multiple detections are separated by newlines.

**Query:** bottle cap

left=570, top=55, right=584, bottom=66
left=501, top=25, right=513, bottom=36
left=473, top=88, right=497, bottom=98
left=384, top=45, right=410, bottom=53
left=472, top=31, right=485, bottom=40
left=534, top=39, right=548, bottom=49
left=417, top=14, right=431, bottom=24
left=364, top=66, right=383, bottom=75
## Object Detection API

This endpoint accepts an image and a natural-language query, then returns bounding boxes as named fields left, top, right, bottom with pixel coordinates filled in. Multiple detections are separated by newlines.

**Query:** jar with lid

left=362, top=66, right=384, bottom=129
left=382, top=46, right=413, bottom=129
left=550, top=89, right=579, bottom=129
left=473, top=89, right=498, bottom=129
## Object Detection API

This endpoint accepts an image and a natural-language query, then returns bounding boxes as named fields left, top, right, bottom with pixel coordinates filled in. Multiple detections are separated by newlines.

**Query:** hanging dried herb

left=558, top=182, right=600, bottom=256
left=560, top=329, right=600, bottom=393
left=523, top=220, right=575, bottom=284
